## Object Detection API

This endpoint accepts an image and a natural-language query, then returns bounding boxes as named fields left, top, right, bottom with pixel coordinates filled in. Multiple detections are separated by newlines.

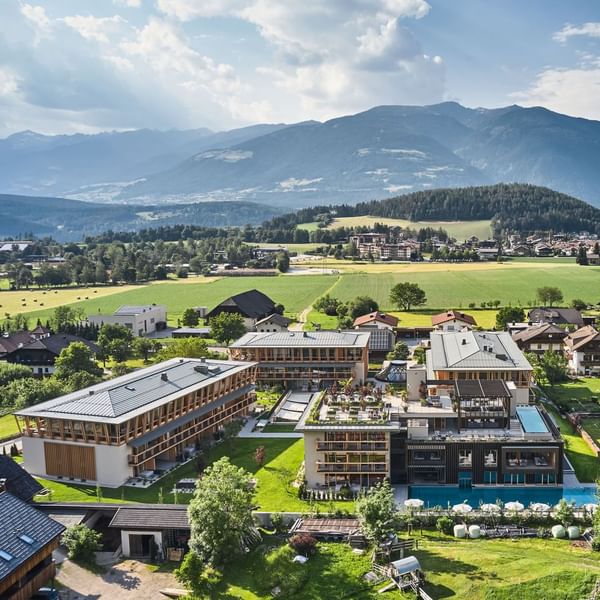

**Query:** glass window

left=484, top=450, right=497, bottom=466
left=458, top=449, right=472, bottom=467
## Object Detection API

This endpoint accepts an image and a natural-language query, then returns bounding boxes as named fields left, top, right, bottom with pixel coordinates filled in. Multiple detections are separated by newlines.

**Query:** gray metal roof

left=15, top=358, right=255, bottom=424
left=428, top=331, right=531, bottom=371
left=0, top=492, right=65, bottom=580
left=109, top=505, right=190, bottom=530
left=230, top=330, right=370, bottom=348
left=114, top=305, right=164, bottom=315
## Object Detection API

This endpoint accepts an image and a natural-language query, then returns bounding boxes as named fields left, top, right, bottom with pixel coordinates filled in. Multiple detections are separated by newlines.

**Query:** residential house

left=353, top=311, right=399, bottom=330
left=356, top=328, right=395, bottom=360
left=16, top=358, right=257, bottom=487
left=564, top=326, right=600, bottom=376
left=229, top=330, right=370, bottom=390
left=431, top=310, right=477, bottom=332
left=512, top=323, right=566, bottom=356
left=0, top=331, right=39, bottom=360
left=255, top=313, right=292, bottom=333
left=423, top=331, right=533, bottom=404
left=0, top=455, right=43, bottom=502
left=528, top=308, right=584, bottom=328
left=205, top=289, right=278, bottom=329
left=4, top=334, right=100, bottom=377
left=0, top=492, right=65, bottom=600
left=88, top=304, right=167, bottom=337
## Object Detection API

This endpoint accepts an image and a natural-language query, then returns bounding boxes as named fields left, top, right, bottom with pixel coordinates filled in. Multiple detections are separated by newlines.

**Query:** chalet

left=353, top=311, right=399, bottom=330
left=0, top=456, right=43, bottom=502
left=15, top=358, right=257, bottom=487
left=229, top=330, right=370, bottom=390
left=511, top=323, right=566, bottom=356
left=4, top=334, right=100, bottom=377
left=0, top=492, right=65, bottom=600
left=564, top=326, right=600, bottom=376
left=255, top=313, right=292, bottom=333
left=0, top=331, right=38, bottom=360
left=205, top=289, right=278, bottom=329
left=431, top=310, right=477, bottom=332
left=88, top=304, right=167, bottom=337
left=528, top=308, right=584, bottom=328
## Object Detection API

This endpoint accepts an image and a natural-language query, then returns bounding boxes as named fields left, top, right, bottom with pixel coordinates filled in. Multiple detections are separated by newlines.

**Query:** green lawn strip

left=35, top=438, right=353, bottom=512
left=544, top=406, right=600, bottom=482
left=0, top=413, right=20, bottom=441
left=545, top=378, right=600, bottom=413
left=261, top=423, right=298, bottom=433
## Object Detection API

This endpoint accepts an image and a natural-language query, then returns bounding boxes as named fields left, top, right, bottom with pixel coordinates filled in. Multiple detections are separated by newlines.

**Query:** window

left=458, top=449, right=472, bottom=467
left=0, top=549, right=14, bottom=561
left=19, top=534, right=34, bottom=545
left=484, top=450, right=497, bottom=466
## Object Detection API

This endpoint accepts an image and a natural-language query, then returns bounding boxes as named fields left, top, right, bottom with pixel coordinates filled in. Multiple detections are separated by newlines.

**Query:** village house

left=205, top=289, right=279, bottom=330
left=0, top=455, right=43, bottom=502
left=431, top=310, right=477, bottom=332
left=88, top=304, right=167, bottom=337
left=255, top=313, right=292, bottom=333
left=353, top=311, right=399, bottom=330
left=229, top=330, right=370, bottom=390
left=528, top=307, right=584, bottom=328
left=15, top=358, right=257, bottom=487
left=0, top=492, right=65, bottom=600
left=511, top=323, right=566, bottom=356
left=564, top=325, right=600, bottom=376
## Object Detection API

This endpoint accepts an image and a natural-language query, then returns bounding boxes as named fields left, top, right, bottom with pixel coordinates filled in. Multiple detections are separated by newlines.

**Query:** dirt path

left=289, top=275, right=341, bottom=331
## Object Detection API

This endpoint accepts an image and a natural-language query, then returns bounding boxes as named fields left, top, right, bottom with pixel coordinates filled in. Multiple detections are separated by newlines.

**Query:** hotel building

left=15, top=358, right=256, bottom=487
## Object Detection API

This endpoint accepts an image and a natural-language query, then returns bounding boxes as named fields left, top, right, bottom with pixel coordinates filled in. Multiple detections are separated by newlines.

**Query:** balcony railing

left=316, top=462, right=387, bottom=473
left=316, top=442, right=388, bottom=452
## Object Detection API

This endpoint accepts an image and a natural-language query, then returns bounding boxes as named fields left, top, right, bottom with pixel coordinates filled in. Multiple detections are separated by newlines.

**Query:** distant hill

left=117, top=103, right=600, bottom=208
left=0, top=194, right=283, bottom=241
left=267, top=184, right=600, bottom=236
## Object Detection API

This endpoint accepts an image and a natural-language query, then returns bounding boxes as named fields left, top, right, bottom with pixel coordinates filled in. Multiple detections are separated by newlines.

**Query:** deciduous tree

left=389, top=282, right=426, bottom=311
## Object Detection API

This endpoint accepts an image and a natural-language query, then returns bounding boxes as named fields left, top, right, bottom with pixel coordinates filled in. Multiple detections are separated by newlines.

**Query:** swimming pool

left=409, top=485, right=598, bottom=507
left=516, top=406, right=549, bottom=433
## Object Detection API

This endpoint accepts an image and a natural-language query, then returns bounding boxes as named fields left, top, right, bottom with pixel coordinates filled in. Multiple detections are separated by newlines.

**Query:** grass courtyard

left=545, top=378, right=600, bottom=413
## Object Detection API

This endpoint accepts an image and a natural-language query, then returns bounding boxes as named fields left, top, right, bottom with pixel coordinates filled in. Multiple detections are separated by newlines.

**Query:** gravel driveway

left=57, top=558, right=179, bottom=599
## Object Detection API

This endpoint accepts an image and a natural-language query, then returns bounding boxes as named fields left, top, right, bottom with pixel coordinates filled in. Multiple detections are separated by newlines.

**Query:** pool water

left=409, top=485, right=597, bottom=507
left=516, top=406, right=549, bottom=433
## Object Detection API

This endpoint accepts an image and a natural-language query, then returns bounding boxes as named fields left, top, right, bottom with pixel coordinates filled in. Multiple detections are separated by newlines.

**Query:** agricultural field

left=298, top=216, right=493, bottom=240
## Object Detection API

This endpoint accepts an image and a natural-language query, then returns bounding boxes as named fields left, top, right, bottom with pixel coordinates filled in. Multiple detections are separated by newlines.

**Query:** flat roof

left=230, top=330, right=370, bottom=349
left=15, top=358, right=255, bottom=424
left=114, top=305, right=165, bottom=315
left=428, top=331, right=531, bottom=371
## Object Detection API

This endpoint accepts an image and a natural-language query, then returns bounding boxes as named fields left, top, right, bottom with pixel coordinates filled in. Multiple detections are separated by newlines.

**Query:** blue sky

left=0, top=0, right=599, bottom=135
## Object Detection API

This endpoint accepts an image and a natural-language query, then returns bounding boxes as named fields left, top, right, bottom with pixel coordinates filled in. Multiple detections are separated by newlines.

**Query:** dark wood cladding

left=44, top=442, right=96, bottom=481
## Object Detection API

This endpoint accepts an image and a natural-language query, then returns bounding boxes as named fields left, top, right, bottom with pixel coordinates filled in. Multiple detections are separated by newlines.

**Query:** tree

left=539, top=350, right=569, bottom=384
left=348, top=296, right=379, bottom=320
left=314, top=294, right=341, bottom=316
left=61, top=524, right=102, bottom=563
left=555, top=499, right=575, bottom=527
left=537, top=286, right=563, bottom=307
left=254, top=445, right=266, bottom=467
left=52, top=305, right=80, bottom=332
left=387, top=341, right=410, bottom=361
left=187, top=457, right=258, bottom=566
left=182, top=308, right=200, bottom=327
left=276, top=252, right=290, bottom=273
left=97, top=324, right=134, bottom=364
left=210, top=313, right=246, bottom=345
left=495, top=306, right=525, bottom=330
left=576, top=246, right=589, bottom=265
left=389, top=282, right=426, bottom=311
left=156, top=337, right=208, bottom=360
left=571, top=298, right=587, bottom=311
left=356, top=480, right=398, bottom=542
left=133, top=337, right=160, bottom=363
left=175, top=553, right=221, bottom=598
left=0, top=363, right=34, bottom=387
left=54, top=342, right=103, bottom=380
left=412, top=346, right=426, bottom=364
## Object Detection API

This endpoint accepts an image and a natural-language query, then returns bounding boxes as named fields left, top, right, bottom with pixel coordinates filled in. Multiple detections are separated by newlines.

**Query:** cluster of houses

left=505, top=232, right=600, bottom=259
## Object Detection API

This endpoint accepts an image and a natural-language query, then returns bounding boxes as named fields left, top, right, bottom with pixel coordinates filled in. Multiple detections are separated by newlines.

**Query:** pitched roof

left=206, top=289, right=276, bottom=320
left=353, top=311, right=399, bottom=328
left=428, top=331, right=531, bottom=371
left=255, top=313, right=292, bottom=327
left=15, top=358, right=254, bottom=424
left=431, top=310, right=477, bottom=327
left=0, top=331, right=36, bottom=356
left=356, top=327, right=394, bottom=352
left=528, top=307, right=584, bottom=326
left=512, top=323, right=566, bottom=344
left=230, top=330, right=370, bottom=349
left=0, top=455, right=43, bottom=502
left=5, top=334, right=100, bottom=358
left=0, top=492, right=65, bottom=581
left=109, top=505, right=190, bottom=530
left=565, top=325, right=600, bottom=351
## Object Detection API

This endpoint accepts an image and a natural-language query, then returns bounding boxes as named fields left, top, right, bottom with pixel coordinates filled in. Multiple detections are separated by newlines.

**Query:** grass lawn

left=255, top=389, right=283, bottom=411
left=544, top=378, right=600, bottom=413
left=34, top=437, right=352, bottom=512
left=0, top=413, right=20, bottom=441
left=261, top=423, right=298, bottom=433
left=545, top=405, right=600, bottom=482
left=14, top=274, right=336, bottom=326
left=582, top=418, right=600, bottom=447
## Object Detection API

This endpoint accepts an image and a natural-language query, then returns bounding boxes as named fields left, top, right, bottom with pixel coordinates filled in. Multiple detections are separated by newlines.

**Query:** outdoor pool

left=409, top=485, right=598, bottom=507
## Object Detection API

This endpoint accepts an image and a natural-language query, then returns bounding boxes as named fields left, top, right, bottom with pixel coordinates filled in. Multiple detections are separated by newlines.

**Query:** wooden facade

left=44, top=442, right=96, bottom=481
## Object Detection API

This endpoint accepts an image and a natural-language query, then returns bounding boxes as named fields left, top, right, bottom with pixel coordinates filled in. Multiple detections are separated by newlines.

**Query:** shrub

left=289, top=533, right=318, bottom=556
left=270, top=512, right=285, bottom=533
left=436, top=516, right=454, bottom=535
left=265, top=545, right=310, bottom=595
left=175, top=551, right=221, bottom=598
left=61, top=525, right=102, bottom=563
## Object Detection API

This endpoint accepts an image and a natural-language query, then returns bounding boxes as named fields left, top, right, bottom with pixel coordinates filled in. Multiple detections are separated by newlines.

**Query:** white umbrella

left=530, top=503, right=551, bottom=512
left=480, top=503, right=501, bottom=513
left=505, top=501, right=524, bottom=512
left=404, top=499, right=424, bottom=509
left=452, top=503, right=473, bottom=514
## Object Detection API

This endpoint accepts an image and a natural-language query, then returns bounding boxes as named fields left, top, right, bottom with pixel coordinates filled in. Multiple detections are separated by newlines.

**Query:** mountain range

left=1, top=102, right=600, bottom=209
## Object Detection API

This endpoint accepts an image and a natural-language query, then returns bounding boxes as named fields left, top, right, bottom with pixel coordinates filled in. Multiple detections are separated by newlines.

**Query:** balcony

left=316, top=441, right=388, bottom=452
left=316, top=462, right=387, bottom=473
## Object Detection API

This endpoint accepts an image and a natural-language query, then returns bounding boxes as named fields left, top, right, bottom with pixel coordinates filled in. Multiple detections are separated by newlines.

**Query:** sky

left=1, top=0, right=600, bottom=136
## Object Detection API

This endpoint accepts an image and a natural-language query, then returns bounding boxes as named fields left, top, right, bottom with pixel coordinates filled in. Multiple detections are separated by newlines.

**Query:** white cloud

left=114, top=0, right=142, bottom=7
left=554, top=22, right=600, bottom=43
left=61, top=15, right=127, bottom=44
left=0, top=69, right=20, bottom=96
left=20, top=3, right=51, bottom=31
left=512, top=64, right=600, bottom=120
